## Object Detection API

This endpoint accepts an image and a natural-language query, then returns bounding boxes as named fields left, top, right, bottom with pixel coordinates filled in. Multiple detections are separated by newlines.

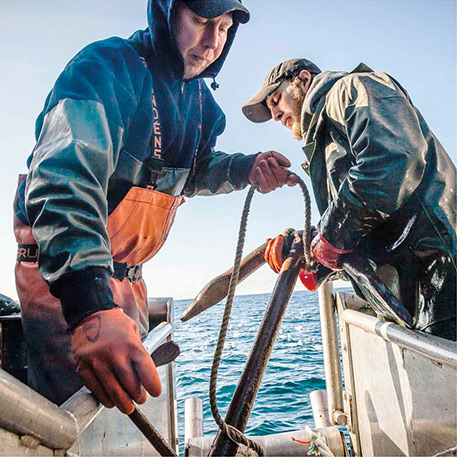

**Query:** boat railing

left=318, top=282, right=347, bottom=426
left=0, top=313, right=173, bottom=453
left=341, top=307, right=457, bottom=367
left=62, top=321, right=173, bottom=439
left=334, top=290, right=457, bottom=456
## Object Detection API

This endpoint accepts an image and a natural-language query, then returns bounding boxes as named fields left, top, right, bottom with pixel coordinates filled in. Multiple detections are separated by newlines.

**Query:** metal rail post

left=318, top=282, right=347, bottom=425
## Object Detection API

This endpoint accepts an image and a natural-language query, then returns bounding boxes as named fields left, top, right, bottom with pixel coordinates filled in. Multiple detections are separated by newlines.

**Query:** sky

left=0, top=0, right=455, bottom=302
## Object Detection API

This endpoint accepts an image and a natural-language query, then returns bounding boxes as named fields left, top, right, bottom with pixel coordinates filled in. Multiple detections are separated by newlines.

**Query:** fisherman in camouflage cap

left=244, top=58, right=456, bottom=340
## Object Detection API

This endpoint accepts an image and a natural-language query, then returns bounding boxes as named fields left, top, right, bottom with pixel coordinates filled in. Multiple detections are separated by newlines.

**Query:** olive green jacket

left=301, top=63, right=456, bottom=330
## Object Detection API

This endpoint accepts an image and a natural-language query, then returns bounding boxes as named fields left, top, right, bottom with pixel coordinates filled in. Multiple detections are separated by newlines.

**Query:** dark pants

left=353, top=252, right=456, bottom=341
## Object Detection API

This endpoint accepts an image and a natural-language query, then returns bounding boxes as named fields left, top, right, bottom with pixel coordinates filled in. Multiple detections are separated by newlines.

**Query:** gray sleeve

left=25, top=98, right=124, bottom=284
left=184, top=148, right=257, bottom=197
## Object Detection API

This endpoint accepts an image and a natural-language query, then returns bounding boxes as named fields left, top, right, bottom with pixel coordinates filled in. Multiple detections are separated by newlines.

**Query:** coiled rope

left=209, top=173, right=316, bottom=457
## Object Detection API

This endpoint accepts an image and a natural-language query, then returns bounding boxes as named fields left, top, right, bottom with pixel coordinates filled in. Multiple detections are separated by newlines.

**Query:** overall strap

left=180, top=79, right=203, bottom=195
left=127, top=39, right=164, bottom=189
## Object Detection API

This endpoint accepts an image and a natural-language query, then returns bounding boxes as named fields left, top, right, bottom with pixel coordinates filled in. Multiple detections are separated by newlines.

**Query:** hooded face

left=174, top=2, right=234, bottom=80
left=142, top=0, right=246, bottom=82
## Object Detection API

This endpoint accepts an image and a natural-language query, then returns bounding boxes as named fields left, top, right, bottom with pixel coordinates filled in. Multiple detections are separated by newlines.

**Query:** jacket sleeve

left=25, top=40, right=146, bottom=328
left=319, top=73, right=428, bottom=250
left=184, top=82, right=257, bottom=197
left=184, top=147, right=257, bottom=197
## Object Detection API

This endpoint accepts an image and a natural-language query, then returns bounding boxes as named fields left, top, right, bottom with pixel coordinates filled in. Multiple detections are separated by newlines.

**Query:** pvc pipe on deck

left=188, top=426, right=347, bottom=457
left=185, top=397, right=203, bottom=444
left=310, top=390, right=332, bottom=428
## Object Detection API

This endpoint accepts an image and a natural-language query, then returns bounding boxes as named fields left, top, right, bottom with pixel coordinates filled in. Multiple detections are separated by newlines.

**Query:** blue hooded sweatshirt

left=16, top=0, right=255, bottom=327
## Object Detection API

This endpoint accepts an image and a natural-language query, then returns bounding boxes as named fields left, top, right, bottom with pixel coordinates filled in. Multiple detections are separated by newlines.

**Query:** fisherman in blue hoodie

left=13, top=0, right=296, bottom=414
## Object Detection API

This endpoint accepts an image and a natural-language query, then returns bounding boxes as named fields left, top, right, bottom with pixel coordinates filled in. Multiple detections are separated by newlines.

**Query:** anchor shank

left=209, top=240, right=303, bottom=457
left=181, top=241, right=268, bottom=322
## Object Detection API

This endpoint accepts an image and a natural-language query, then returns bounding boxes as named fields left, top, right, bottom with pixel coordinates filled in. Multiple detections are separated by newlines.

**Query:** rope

left=292, top=172, right=318, bottom=272
left=305, top=426, right=335, bottom=456
left=431, top=446, right=457, bottom=457
left=209, top=173, right=315, bottom=457
left=208, top=184, right=264, bottom=456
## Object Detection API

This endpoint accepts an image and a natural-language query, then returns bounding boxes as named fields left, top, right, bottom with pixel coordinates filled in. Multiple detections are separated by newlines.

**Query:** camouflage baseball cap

left=185, top=0, right=250, bottom=24
left=242, top=58, right=321, bottom=123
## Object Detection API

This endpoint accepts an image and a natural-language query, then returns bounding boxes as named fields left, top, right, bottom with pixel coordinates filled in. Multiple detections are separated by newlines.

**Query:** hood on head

left=141, top=0, right=247, bottom=81
left=300, top=70, right=348, bottom=134
left=302, top=70, right=348, bottom=116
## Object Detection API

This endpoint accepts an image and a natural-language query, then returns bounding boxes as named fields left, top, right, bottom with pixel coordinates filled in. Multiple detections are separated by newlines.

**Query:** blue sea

left=173, top=290, right=326, bottom=446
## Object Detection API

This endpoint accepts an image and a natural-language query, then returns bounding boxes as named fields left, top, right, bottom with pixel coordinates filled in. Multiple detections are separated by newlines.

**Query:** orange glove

left=265, top=230, right=319, bottom=291
left=71, top=308, right=161, bottom=414
left=264, top=234, right=286, bottom=273
left=264, top=228, right=297, bottom=273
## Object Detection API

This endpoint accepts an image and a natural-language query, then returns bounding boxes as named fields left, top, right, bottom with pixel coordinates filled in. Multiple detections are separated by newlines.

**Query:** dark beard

left=290, top=85, right=305, bottom=140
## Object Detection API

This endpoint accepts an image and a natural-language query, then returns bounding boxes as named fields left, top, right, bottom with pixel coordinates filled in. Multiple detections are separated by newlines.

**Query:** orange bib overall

left=14, top=175, right=183, bottom=404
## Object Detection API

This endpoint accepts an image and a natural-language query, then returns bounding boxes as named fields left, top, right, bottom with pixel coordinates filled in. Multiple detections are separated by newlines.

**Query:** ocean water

left=173, top=290, right=326, bottom=445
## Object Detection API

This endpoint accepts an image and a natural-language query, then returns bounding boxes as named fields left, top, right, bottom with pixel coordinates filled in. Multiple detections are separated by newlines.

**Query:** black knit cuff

left=230, top=153, right=258, bottom=190
left=50, top=267, right=118, bottom=331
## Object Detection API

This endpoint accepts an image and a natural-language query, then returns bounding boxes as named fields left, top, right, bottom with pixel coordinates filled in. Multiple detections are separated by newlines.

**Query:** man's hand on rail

left=71, top=308, right=162, bottom=414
